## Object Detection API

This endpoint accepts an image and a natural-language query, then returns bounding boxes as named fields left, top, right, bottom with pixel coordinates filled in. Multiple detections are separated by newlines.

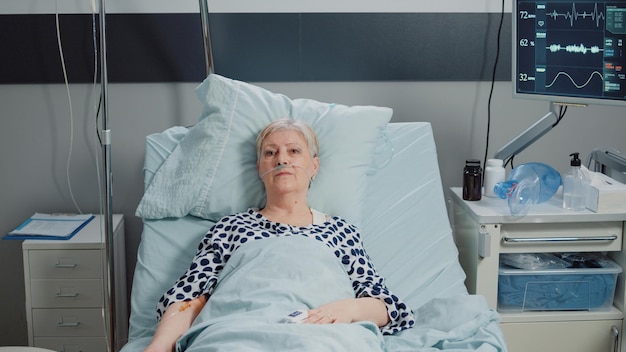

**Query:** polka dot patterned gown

left=156, top=208, right=415, bottom=335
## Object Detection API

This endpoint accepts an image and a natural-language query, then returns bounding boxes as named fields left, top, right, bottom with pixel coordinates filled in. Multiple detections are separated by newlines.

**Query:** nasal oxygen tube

left=259, top=163, right=314, bottom=181
left=260, top=163, right=291, bottom=179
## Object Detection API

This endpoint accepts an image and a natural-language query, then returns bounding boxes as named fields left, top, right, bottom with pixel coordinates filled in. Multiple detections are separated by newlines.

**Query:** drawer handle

left=503, top=235, right=618, bottom=244
left=611, top=325, right=619, bottom=352
left=55, top=263, right=77, bottom=269
left=56, top=293, right=79, bottom=298
left=57, top=322, right=80, bottom=328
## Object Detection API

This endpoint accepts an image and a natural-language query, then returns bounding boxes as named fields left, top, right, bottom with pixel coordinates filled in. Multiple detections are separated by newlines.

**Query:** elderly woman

left=145, top=119, right=414, bottom=352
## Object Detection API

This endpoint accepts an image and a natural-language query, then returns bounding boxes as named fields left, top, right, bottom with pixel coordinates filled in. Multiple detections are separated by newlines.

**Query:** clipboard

left=3, top=213, right=95, bottom=240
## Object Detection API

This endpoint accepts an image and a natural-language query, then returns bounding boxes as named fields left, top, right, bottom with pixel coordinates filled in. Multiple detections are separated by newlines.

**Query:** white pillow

left=136, top=74, right=392, bottom=227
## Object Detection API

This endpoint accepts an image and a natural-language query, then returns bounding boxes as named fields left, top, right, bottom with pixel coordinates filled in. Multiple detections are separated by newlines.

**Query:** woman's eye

left=264, top=150, right=276, bottom=157
left=290, top=148, right=301, bottom=154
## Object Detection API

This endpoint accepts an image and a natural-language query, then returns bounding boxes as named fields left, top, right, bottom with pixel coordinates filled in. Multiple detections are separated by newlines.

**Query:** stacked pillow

left=136, top=74, right=392, bottom=228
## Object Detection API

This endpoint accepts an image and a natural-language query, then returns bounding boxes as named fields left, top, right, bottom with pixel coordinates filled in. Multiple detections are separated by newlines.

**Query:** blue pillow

left=136, top=74, right=392, bottom=227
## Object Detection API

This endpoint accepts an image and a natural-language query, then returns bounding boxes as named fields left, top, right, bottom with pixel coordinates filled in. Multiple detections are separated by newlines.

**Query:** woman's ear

left=312, top=156, right=320, bottom=179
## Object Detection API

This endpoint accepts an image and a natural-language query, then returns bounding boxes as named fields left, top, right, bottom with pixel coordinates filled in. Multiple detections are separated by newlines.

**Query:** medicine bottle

left=463, top=159, right=482, bottom=201
left=484, top=159, right=505, bottom=197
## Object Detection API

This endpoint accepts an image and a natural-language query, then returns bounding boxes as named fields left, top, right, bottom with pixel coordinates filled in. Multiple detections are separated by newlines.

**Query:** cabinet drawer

left=500, top=222, right=623, bottom=253
left=30, top=279, right=104, bottom=308
left=32, top=308, right=105, bottom=337
left=35, top=337, right=108, bottom=352
left=27, top=249, right=103, bottom=279
left=500, top=320, right=621, bottom=352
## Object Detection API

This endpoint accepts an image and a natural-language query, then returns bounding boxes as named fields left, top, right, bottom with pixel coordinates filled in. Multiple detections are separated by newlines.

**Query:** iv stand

left=98, top=0, right=117, bottom=350
left=96, top=2, right=213, bottom=349
left=97, top=3, right=212, bottom=350
left=199, top=0, right=215, bottom=75
left=97, top=2, right=214, bottom=350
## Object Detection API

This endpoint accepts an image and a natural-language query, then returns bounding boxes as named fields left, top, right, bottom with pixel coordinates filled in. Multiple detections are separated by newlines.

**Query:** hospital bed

left=119, top=74, right=507, bottom=351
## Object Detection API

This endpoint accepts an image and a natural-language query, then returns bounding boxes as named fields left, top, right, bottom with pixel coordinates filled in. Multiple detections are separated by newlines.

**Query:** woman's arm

left=351, top=297, right=390, bottom=327
left=144, top=296, right=207, bottom=352
left=331, top=220, right=415, bottom=334
left=306, top=297, right=389, bottom=327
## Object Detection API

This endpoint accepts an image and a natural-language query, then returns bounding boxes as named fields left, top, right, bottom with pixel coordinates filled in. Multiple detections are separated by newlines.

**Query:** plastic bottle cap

left=569, top=152, right=581, bottom=166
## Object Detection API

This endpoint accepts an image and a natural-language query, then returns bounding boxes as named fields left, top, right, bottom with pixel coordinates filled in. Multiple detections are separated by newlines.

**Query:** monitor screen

left=513, top=1, right=626, bottom=106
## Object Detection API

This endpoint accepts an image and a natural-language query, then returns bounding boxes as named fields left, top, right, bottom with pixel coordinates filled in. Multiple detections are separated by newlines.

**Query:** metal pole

left=199, top=0, right=214, bottom=75
left=99, top=0, right=116, bottom=350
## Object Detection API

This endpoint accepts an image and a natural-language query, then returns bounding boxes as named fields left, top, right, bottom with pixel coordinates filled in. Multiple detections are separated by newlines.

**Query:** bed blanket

left=384, top=296, right=505, bottom=351
left=121, top=235, right=505, bottom=352
left=176, top=235, right=385, bottom=351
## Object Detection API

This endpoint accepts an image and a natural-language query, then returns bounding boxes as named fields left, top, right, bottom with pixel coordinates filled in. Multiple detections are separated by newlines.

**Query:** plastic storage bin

left=498, top=257, right=621, bottom=312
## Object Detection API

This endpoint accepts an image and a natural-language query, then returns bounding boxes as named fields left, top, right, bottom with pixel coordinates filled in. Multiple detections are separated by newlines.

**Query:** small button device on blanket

left=284, top=309, right=308, bottom=323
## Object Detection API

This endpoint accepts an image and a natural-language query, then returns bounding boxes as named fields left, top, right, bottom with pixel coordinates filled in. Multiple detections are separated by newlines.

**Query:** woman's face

left=257, top=129, right=319, bottom=195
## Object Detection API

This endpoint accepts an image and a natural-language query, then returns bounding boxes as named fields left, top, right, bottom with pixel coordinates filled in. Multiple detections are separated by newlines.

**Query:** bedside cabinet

left=450, top=187, right=626, bottom=352
left=22, top=214, right=128, bottom=352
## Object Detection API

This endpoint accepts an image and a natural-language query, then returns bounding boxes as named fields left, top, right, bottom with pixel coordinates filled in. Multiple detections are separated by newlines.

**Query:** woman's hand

left=306, top=298, right=356, bottom=324
left=306, top=297, right=390, bottom=327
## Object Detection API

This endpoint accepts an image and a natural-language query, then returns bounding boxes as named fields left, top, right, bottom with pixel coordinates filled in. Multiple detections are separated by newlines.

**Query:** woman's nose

left=276, top=154, right=289, bottom=166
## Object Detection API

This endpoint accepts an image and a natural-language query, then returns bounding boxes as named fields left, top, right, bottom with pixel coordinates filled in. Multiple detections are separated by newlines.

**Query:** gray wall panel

left=1, top=12, right=511, bottom=83
left=300, top=13, right=510, bottom=81
left=209, top=13, right=302, bottom=81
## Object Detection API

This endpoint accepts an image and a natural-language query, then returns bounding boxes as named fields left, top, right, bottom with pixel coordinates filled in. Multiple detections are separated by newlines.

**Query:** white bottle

left=562, top=152, right=591, bottom=211
left=484, top=159, right=506, bottom=197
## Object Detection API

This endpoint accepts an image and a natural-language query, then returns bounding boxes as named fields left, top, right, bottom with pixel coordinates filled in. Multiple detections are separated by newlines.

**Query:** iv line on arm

left=160, top=295, right=207, bottom=322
